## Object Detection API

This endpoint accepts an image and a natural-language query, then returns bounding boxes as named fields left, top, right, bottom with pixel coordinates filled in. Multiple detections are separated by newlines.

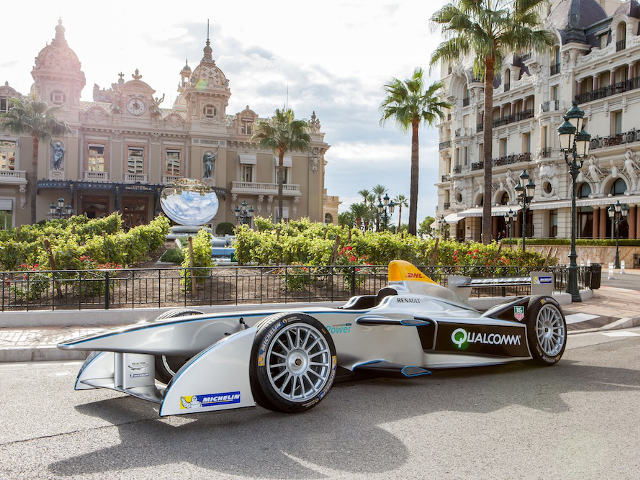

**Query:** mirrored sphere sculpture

left=160, top=178, right=219, bottom=226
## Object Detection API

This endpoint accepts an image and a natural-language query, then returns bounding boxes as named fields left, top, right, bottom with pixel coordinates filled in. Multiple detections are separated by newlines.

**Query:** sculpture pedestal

left=166, top=225, right=212, bottom=240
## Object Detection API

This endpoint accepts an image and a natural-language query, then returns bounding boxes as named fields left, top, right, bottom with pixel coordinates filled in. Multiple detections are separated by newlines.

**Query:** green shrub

left=215, top=222, right=235, bottom=236
left=160, top=247, right=184, bottom=264
left=181, top=229, right=214, bottom=290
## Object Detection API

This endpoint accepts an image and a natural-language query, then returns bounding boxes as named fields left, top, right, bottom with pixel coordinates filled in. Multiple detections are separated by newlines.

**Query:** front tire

left=526, top=296, right=566, bottom=365
left=153, top=309, right=203, bottom=383
left=249, top=313, right=337, bottom=413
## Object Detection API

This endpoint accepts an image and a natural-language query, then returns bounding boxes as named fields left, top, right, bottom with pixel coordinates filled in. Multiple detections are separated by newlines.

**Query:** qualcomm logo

left=451, top=328, right=522, bottom=350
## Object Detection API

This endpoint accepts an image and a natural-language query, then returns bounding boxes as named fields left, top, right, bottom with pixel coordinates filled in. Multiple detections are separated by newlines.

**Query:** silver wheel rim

left=266, top=323, right=332, bottom=402
left=535, top=304, right=565, bottom=356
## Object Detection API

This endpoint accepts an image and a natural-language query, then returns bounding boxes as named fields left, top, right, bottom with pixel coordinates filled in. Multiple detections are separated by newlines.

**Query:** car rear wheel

left=526, top=296, right=566, bottom=365
left=249, top=313, right=337, bottom=413
left=153, top=309, right=203, bottom=384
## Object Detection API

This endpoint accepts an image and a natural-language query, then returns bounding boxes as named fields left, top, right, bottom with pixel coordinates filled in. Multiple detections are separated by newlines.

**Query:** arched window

left=504, top=69, right=511, bottom=91
left=611, top=178, right=627, bottom=196
left=617, top=22, right=627, bottom=51
left=578, top=183, right=592, bottom=199
left=324, top=213, right=333, bottom=224
left=500, top=192, right=509, bottom=205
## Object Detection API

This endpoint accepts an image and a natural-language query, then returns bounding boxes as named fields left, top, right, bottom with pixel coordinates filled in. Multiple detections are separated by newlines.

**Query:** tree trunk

left=30, top=135, right=39, bottom=224
left=277, top=150, right=284, bottom=224
left=482, top=58, right=496, bottom=245
left=398, top=205, right=402, bottom=230
left=408, top=120, right=420, bottom=236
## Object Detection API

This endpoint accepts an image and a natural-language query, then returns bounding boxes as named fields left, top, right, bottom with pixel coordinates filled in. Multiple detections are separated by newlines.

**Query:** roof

left=548, top=0, right=608, bottom=44
left=614, top=0, right=640, bottom=19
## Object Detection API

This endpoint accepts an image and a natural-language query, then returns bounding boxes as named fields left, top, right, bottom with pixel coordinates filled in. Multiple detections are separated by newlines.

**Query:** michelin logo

left=451, top=328, right=521, bottom=350
left=533, top=275, right=553, bottom=284
left=180, top=391, right=241, bottom=409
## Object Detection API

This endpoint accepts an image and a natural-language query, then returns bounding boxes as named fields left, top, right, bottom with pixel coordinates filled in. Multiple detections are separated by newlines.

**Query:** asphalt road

left=1, top=329, right=639, bottom=480
left=601, top=273, right=640, bottom=291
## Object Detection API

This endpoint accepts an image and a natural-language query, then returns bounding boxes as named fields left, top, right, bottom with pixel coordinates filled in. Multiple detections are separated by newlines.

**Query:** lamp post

left=437, top=214, right=446, bottom=238
left=608, top=200, right=629, bottom=269
left=377, top=193, right=395, bottom=231
left=557, top=101, right=591, bottom=302
left=49, top=196, right=73, bottom=219
left=514, top=170, right=535, bottom=253
left=234, top=200, right=254, bottom=226
left=504, top=208, right=516, bottom=242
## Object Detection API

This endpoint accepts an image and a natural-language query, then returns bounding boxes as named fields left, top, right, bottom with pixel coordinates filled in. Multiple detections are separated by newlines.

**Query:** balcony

left=453, top=165, right=462, bottom=174
left=471, top=161, right=484, bottom=171
left=124, top=173, right=148, bottom=183
left=442, top=174, right=451, bottom=182
left=541, top=100, right=560, bottom=112
left=575, top=77, right=640, bottom=104
left=84, top=171, right=108, bottom=182
left=477, top=123, right=484, bottom=133
left=617, top=39, right=626, bottom=52
left=462, top=97, right=470, bottom=107
left=162, top=175, right=184, bottom=184
left=443, top=202, right=451, bottom=209
left=439, top=140, right=452, bottom=150
left=0, top=169, right=27, bottom=184
left=503, top=83, right=511, bottom=92
left=471, top=76, right=483, bottom=83
left=541, top=147, right=552, bottom=158
left=231, top=181, right=301, bottom=196
left=520, top=53, right=532, bottom=62
left=550, top=63, right=561, bottom=76
left=492, top=109, right=534, bottom=128
left=589, top=129, right=639, bottom=151
left=492, top=152, right=531, bottom=167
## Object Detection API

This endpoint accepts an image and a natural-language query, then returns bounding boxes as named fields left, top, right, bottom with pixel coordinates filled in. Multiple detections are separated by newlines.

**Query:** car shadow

left=49, top=356, right=640, bottom=478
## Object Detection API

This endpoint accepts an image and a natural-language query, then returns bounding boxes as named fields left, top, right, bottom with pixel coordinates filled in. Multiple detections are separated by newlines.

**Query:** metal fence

left=0, top=264, right=599, bottom=312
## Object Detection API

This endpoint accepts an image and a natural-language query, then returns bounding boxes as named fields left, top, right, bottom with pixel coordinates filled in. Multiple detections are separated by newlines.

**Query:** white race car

left=58, top=261, right=567, bottom=415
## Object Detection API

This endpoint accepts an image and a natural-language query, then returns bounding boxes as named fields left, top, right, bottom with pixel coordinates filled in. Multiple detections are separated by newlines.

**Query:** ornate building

left=0, top=20, right=338, bottom=229
left=436, top=0, right=640, bottom=241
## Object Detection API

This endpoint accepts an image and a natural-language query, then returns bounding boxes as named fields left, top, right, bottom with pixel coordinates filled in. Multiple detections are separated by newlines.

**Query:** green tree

left=252, top=108, right=311, bottom=223
left=349, top=202, right=368, bottom=230
left=380, top=71, right=450, bottom=236
left=393, top=194, right=409, bottom=231
left=357, top=189, right=371, bottom=206
left=338, top=211, right=355, bottom=228
left=0, top=97, right=72, bottom=224
left=430, top=0, right=553, bottom=244
left=418, top=216, right=436, bottom=237
left=372, top=184, right=387, bottom=231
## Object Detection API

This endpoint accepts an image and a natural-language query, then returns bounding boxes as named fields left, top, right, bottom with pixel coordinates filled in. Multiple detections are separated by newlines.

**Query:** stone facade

left=436, top=0, right=640, bottom=242
left=0, top=20, right=339, bottom=229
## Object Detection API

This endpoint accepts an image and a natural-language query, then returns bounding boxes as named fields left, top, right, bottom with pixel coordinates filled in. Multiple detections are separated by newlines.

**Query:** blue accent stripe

left=401, top=366, right=431, bottom=377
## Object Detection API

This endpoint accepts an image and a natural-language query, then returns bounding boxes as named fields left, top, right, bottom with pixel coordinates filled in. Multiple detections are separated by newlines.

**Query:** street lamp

left=49, top=196, right=73, bottom=219
left=557, top=101, right=591, bottom=302
left=234, top=200, right=254, bottom=226
left=514, top=170, right=535, bottom=252
left=377, top=193, right=395, bottom=231
left=504, top=208, right=517, bottom=242
left=437, top=214, right=446, bottom=238
left=608, top=200, right=629, bottom=269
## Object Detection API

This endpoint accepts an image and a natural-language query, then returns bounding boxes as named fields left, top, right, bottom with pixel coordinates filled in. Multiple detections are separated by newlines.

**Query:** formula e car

left=58, top=260, right=567, bottom=415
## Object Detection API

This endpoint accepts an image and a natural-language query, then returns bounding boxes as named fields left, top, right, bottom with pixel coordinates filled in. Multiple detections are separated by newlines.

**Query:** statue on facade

left=203, top=147, right=218, bottom=179
left=504, top=169, right=517, bottom=199
left=587, top=156, right=603, bottom=184
left=51, top=141, right=65, bottom=170
left=623, top=149, right=640, bottom=190
left=150, top=94, right=165, bottom=115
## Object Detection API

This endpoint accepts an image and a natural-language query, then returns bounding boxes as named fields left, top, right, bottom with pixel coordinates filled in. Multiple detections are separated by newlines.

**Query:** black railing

left=477, top=123, right=484, bottom=133
left=589, top=128, right=639, bottom=150
left=453, top=165, right=462, bottom=174
left=492, top=109, right=534, bottom=128
left=472, top=76, right=483, bottom=83
left=520, top=53, right=532, bottom=62
left=550, top=63, right=561, bottom=76
left=541, top=100, right=560, bottom=112
left=575, top=77, right=640, bottom=104
left=444, top=202, right=451, bottom=209
left=541, top=147, right=552, bottom=158
left=492, top=152, right=531, bottom=166
left=439, top=140, right=452, bottom=150
left=471, top=161, right=484, bottom=171
left=617, top=39, right=626, bottom=52
left=504, top=83, right=511, bottom=92
left=463, top=97, right=470, bottom=107
left=0, top=265, right=596, bottom=311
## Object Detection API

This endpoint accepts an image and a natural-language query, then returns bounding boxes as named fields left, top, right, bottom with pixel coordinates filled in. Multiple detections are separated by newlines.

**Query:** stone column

left=492, top=216, right=498, bottom=240
left=599, top=207, right=607, bottom=239
left=516, top=211, right=523, bottom=238
left=636, top=205, right=640, bottom=239
left=629, top=205, right=637, bottom=239
left=593, top=207, right=600, bottom=239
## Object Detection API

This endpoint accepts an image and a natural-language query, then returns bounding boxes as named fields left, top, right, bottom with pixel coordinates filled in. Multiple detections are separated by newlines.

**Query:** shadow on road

left=49, top=356, right=640, bottom=478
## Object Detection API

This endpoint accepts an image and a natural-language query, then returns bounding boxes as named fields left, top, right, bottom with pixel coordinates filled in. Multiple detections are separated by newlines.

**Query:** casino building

left=0, top=20, right=339, bottom=229
left=436, top=0, right=640, bottom=241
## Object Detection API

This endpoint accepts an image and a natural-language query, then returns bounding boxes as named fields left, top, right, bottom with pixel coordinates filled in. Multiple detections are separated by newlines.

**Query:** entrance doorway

left=82, top=196, right=109, bottom=219
left=122, top=197, right=148, bottom=229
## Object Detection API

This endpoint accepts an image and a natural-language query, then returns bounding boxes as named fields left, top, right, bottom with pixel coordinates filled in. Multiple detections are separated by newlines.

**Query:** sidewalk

left=0, top=287, right=638, bottom=363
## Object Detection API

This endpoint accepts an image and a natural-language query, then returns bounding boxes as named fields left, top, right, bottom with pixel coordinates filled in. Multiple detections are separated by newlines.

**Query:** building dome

left=614, top=0, right=640, bottom=19
left=190, top=39, right=230, bottom=91
left=32, top=19, right=83, bottom=76
left=548, top=0, right=607, bottom=44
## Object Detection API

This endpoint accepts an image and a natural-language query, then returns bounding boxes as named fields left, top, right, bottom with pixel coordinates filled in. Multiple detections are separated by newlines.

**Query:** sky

left=2, top=0, right=449, bottom=222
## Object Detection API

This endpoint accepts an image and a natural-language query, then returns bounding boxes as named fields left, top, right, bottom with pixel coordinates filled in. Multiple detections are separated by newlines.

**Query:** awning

left=443, top=213, right=460, bottom=224
left=0, top=199, right=12, bottom=210
left=456, top=206, right=521, bottom=218
left=273, top=156, right=292, bottom=167
left=239, top=154, right=256, bottom=165
left=577, top=195, right=640, bottom=208
left=529, top=200, right=571, bottom=211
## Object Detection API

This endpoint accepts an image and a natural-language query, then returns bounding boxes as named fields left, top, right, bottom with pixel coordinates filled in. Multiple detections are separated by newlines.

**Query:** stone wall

left=524, top=244, right=640, bottom=268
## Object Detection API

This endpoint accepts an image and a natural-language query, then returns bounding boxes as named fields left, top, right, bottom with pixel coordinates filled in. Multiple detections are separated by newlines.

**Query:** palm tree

left=350, top=202, right=368, bottom=230
left=357, top=189, right=371, bottom=207
left=393, top=194, right=409, bottom=230
left=0, top=97, right=72, bottom=223
left=372, top=184, right=387, bottom=231
left=430, top=0, right=553, bottom=243
left=252, top=108, right=311, bottom=223
left=380, top=70, right=450, bottom=236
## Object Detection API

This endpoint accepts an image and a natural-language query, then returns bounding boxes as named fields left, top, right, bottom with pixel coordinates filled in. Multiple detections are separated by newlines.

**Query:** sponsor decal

left=258, top=318, right=290, bottom=363
left=514, top=306, right=525, bottom=321
left=128, top=361, right=148, bottom=371
left=180, top=391, right=241, bottom=409
left=326, top=323, right=352, bottom=334
left=257, top=354, right=265, bottom=367
left=533, top=275, right=553, bottom=285
left=451, top=327, right=522, bottom=350
left=129, top=373, right=149, bottom=378
left=396, top=298, right=421, bottom=304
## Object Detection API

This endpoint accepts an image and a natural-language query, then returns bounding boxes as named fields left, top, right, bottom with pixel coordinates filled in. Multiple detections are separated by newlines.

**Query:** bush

left=215, top=222, right=235, bottom=236
left=160, top=247, right=184, bottom=264
left=181, top=229, right=214, bottom=290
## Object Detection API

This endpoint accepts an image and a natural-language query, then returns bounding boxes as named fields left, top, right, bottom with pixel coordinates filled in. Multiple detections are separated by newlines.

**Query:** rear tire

left=249, top=313, right=337, bottom=413
left=153, top=309, right=203, bottom=383
left=525, top=296, right=566, bottom=365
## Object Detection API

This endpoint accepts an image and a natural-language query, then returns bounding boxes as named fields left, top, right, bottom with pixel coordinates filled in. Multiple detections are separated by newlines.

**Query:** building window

left=242, top=164, right=253, bottom=183
left=203, top=105, right=217, bottom=119
left=241, top=121, right=253, bottom=135
left=611, top=178, right=627, bottom=196
left=549, top=210, right=558, bottom=238
left=165, top=150, right=181, bottom=176
left=464, top=147, right=468, bottom=166
left=578, top=182, right=592, bottom=198
left=87, top=145, right=105, bottom=172
left=500, top=192, right=509, bottom=205
left=50, top=91, right=65, bottom=105
left=324, top=213, right=333, bottom=224
left=612, top=111, right=623, bottom=135
left=578, top=207, right=593, bottom=238
left=275, top=167, right=290, bottom=184
left=127, top=147, right=144, bottom=174
left=499, top=138, right=507, bottom=157
left=0, top=98, right=9, bottom=113
left=522, top=132, right=531, bottom=153
left=0, top=140, right=16, bottom=171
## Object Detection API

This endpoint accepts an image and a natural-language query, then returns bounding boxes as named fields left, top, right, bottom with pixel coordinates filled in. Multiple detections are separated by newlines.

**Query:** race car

left=58, top=260, right=567, bottom=415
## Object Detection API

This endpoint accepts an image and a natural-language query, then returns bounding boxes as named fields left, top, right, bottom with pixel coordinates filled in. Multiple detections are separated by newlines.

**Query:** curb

left=0, top=346, right=88, bottom=363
